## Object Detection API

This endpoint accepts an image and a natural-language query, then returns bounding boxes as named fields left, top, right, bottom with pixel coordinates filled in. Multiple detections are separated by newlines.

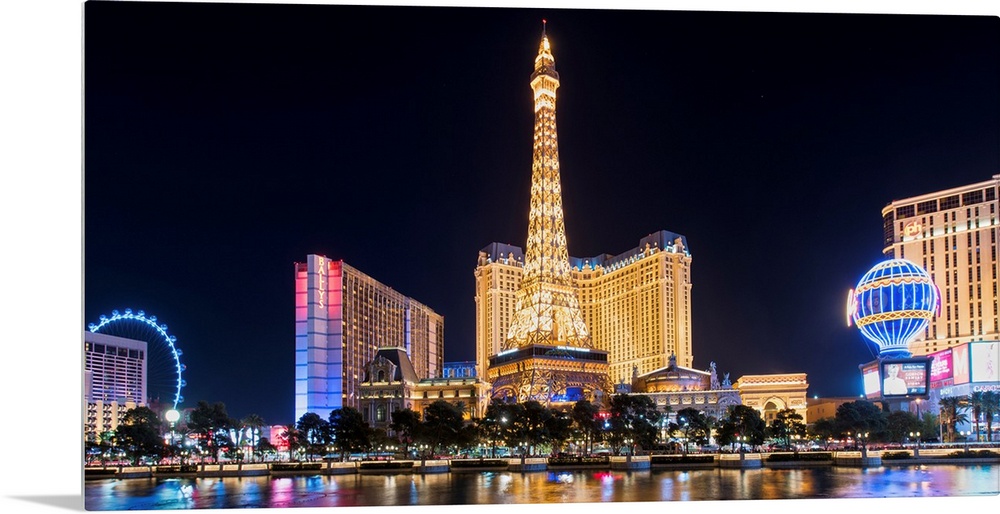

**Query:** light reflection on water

left=84, top=465, right=1000, bottom=510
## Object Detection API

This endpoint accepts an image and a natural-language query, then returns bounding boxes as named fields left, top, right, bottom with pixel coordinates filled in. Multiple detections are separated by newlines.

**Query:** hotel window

left=989, top=188, right=998, bottom=202
left=941, top=195, right=960, bottom=210
left=918, top=200, right=938, bottom=214
left=964, top=190, right=984, bottom=206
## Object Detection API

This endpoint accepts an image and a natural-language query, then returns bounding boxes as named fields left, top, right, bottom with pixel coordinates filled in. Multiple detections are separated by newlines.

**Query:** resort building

left=357, top=348, right=490, bottom=432
left=294, top=255, right=444, bottom=421
left=881, top=176, right=1000, bottom=356
left=84, top=331, right=148, bottom=442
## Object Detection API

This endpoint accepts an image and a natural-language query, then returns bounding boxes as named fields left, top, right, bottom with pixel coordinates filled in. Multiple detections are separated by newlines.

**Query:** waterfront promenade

left=84, top=448, right=1000, bottom=480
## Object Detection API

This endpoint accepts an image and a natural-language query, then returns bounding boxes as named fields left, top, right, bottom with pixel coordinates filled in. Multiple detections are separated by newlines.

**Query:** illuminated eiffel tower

left=487, top=23, right=611, bottom=405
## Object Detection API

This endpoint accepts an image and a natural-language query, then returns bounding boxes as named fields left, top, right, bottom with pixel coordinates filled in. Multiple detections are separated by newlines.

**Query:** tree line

left=88, top=390, right=998, bottom=466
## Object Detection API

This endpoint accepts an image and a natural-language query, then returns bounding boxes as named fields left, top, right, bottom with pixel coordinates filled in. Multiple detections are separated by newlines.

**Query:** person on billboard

left=883, top=363, right=908, bottom=395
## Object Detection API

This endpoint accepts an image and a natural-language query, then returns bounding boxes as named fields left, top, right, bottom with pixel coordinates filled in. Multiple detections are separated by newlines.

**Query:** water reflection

left=84, top=465, right=999, bottom=510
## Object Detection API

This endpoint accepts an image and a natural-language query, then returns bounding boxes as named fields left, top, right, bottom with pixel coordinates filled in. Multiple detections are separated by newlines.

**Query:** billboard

left=953, top=343, right=971, bottom=385
left=970, top=341, right=999, bottom=383
left=880, top=359, right=930, bottom=397
left=929, top=348, right=953, bottom=383
left=862, top=363, right=881, bottom=399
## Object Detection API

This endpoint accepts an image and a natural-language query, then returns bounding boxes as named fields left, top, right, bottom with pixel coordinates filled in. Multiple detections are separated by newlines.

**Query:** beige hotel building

left=881, top=175, right=1000, bottom=356
left=475, top=230, right=693, bottom=385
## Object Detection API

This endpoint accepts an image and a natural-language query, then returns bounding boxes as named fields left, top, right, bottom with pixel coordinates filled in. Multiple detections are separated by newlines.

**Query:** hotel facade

left=475, top=232, right=694, bottom=386
left=84, top=331, right=148, bottom=442
left=294, top=255, right=444, bottom=421
left=881, top=176, right=1000, bottom=356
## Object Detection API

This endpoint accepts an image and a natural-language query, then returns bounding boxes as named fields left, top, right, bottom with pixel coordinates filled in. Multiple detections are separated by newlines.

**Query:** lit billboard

left=269, top=425, right=290, bottom=452
left=880, top=359, right=930, bottom=397
left=970, top=341, right=999, bottom=383
left=862, top=363, right=881, bottom=399
left=929, top=348, right=953, bottom=383
left=953, top=343, right=971, bottom=385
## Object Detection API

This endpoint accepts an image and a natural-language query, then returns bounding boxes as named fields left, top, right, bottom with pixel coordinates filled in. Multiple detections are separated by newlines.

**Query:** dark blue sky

left=83, top=3, right=999, bottom=425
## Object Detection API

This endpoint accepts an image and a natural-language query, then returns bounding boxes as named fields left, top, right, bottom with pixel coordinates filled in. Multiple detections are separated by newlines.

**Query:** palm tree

left=983, top=391, right=1000, bottom=443
left=241, top=414, right=266, bottom=462
left=938, top=396, right=969, bottom=443
left=968, top=392, right=985, bottom=442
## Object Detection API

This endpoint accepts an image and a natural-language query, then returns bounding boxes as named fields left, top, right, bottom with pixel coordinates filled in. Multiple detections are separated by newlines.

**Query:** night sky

left=83, top=2, right=999, bottom=426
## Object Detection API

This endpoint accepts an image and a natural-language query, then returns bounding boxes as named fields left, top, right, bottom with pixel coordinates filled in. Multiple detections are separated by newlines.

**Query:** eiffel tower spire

left=505, top=25, right=591, bottom=350
left=486, top=25, right=611, bottom=404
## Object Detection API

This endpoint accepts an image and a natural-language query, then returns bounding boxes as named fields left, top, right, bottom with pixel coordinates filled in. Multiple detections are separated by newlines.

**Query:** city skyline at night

left=81, top=3, right=999, bottom=426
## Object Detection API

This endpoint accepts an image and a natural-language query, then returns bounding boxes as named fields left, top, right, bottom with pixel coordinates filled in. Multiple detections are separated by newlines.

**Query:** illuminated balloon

left=847, top=259, right=940, bottom=357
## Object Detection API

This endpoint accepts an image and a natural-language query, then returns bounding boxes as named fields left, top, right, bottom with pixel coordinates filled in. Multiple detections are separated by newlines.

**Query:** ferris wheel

left=88, top=308, right=186, bottom=409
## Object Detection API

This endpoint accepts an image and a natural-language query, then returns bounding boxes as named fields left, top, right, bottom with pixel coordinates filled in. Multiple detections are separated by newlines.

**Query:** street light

left=165, top=409, right=180, bottom=464
left=909, top=431, right=921, bottom=457
left=960, top=430, right=971, bottom=453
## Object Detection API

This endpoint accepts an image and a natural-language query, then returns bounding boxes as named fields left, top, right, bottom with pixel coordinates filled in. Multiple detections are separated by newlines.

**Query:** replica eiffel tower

left=486, top=23, right=612, bottom=405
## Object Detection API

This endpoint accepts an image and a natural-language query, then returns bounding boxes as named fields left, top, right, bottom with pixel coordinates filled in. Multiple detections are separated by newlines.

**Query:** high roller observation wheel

left=88, top=308, right=186, bottom=409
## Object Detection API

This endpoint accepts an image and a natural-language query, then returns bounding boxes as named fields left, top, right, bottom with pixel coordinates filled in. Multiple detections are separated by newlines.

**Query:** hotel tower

left=295, top=255, right=444, bottom=421
left=476, top=28, right=694, bottom=394
left=881, top=176, right=1000, bottom=356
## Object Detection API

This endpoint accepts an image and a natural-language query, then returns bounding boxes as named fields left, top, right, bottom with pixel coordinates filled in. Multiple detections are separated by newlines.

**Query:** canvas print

left=82, top=1, right=1000, bottom=510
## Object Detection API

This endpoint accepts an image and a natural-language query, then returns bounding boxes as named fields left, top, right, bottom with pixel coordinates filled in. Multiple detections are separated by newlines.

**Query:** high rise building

left=294, top=255, right=444, bottom=421
left=483, top=26, right=611, bottom=404
left=84, top=331, right=147, bottom=441
left=475, top=27, right=693, bottom=392
left=476, top=232, right=694, bottom=385
left=881, top=176, right=1000, bottom=356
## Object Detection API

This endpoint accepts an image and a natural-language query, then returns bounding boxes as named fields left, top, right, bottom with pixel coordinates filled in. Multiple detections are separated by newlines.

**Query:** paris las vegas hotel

left=295, top=27, right=809, bottom=426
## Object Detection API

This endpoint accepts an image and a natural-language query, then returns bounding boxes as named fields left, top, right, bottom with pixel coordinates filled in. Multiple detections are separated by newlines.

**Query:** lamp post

left=165, top=409, right=180, bottom=465
left=960, top=430, right=971, bottom=453
left=857, top=432, right=869, bottom=459
left=909, top=431, right=921, bottom=457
